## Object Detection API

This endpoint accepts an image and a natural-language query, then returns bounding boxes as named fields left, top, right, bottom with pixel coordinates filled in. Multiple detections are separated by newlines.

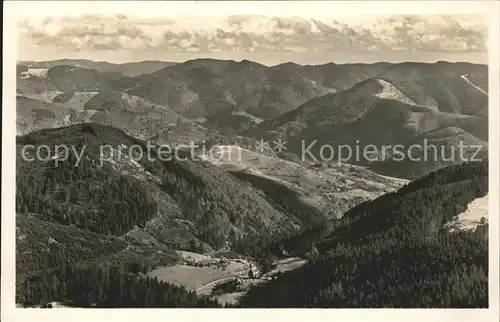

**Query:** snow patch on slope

left=373, top=79, right=417, bottom=105
left=20, top=68, right=49, bottom=79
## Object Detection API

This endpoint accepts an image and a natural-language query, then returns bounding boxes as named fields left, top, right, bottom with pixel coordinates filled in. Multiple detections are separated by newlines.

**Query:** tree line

left=16, top=145, right=157, bottom=236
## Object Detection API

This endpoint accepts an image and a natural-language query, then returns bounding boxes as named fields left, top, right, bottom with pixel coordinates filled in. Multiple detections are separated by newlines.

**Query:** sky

left=13, top=1, right=490, bottom=65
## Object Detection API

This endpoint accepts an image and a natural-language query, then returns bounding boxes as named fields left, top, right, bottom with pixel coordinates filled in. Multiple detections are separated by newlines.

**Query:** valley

left=14, top=57, right=490, bottom=309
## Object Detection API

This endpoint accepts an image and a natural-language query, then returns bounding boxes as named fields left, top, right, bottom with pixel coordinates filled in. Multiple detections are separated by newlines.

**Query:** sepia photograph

left=2, top=0, right=499, bottom=321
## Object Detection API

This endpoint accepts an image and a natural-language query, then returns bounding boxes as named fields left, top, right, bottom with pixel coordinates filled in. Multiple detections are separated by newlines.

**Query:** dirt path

left=195, top=277, right=237, bottom=293
left=373, top=173, right=409, bottom=185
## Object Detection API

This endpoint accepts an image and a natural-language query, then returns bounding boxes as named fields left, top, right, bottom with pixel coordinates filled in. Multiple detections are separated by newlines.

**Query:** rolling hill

left=16, top=61, right=268, bottom=143
left=17, top=59, right=488, bottom=144
left=15, top=86, right=230, bottom=146
left=377, top=61, right=488, bottom=117
left=16, top=96, right=76, bottom=135
left=247, top=77, right=488, bottom=179
left=126, top=58, right=336, bottom=131
left=18, top=59, right=177, bottom=77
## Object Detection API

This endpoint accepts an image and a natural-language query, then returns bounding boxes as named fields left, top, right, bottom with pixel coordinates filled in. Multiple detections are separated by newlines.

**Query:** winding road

left=195, top=257, right=307, bottom=296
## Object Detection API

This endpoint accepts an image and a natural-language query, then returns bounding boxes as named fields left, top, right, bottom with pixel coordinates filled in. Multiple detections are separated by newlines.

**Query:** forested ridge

left=16, top=124, right=301, bottom=254
left=15, top=124, right=303, bottom=307
left=241, top=161, right=489, bottom=308
left=16, top=157, right=158, bottom=236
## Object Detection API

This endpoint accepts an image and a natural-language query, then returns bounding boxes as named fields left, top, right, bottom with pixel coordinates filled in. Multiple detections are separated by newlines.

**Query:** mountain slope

left=17, top=59, right=488, bottom=140
left=241, top=161, right=488, bottom=308
left=127, top=58, right=335, bottom=131
left=15, top=63, right=221, bottom=143
left=248, top=78, right=488, bottom=179
left=378, top=61, right=488, bottom=117
left=16, top=96, right=81, bottom=135
left=16, top=59, right=488, bottom=180
left=16, top=87, right=230, bottom=146
left=16, top=124, right=310, bottom=264
left=81, top=91, right=185, bottom=139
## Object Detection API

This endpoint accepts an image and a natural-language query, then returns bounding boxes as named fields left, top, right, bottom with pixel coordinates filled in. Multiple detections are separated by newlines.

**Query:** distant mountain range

left=249, top=76, right=487, bottom=178
left=17, top=59, right=177, bottom=77
left=16, top=58, right=488, bottom=179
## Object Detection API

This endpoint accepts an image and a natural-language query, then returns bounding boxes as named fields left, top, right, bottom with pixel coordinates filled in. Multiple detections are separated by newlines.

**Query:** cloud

left=227, top=15, right=253, bottom=27
left=18, top=15, right=156, bottom=52
left=373, top=15, right=487, bottom=52
left=18, top=14, right=487, bottom=55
